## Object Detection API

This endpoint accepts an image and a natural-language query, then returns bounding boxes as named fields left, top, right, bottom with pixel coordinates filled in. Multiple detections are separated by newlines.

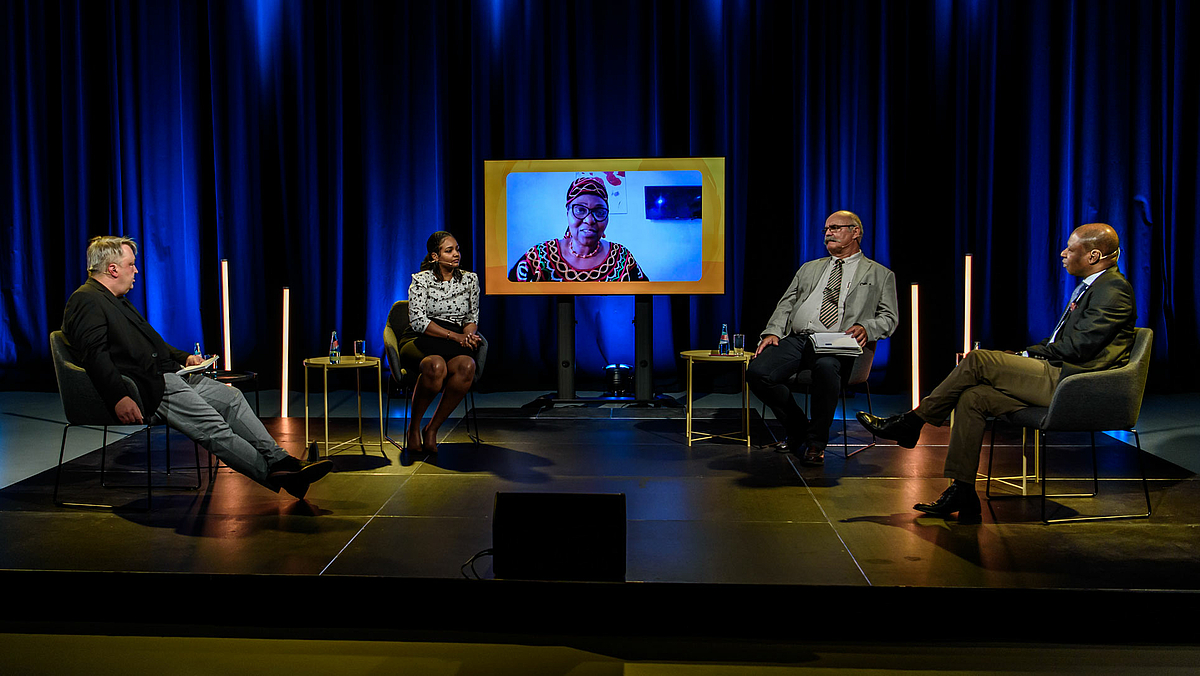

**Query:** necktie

left=818, top=259, right=843, bottom=329
left=1050, top=281, right=1088, bottom=341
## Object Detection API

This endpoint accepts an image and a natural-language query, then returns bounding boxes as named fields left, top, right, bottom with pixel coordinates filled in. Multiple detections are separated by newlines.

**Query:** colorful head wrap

left=565, top=176, right=609, bottom=206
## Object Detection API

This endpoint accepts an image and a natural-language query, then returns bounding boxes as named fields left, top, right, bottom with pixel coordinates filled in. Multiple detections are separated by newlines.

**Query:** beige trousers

left=915, top=350, right=1061, bottom=483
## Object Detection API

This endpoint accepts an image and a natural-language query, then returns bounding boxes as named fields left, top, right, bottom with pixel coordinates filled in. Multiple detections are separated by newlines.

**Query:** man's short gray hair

left=86, top=236, right=137, bottom=276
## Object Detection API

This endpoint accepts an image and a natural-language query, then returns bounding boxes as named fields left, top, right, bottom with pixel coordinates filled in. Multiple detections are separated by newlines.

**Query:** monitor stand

left=523, top=295, right=677, bottom=409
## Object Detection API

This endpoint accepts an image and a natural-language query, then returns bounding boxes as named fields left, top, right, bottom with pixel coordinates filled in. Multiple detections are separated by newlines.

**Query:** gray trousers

left=152, top=373, right=290, bottom=487
left=915, top=350, right=1061, bottom=483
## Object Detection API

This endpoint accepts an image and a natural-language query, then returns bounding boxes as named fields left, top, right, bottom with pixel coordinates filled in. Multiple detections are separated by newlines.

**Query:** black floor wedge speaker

left=492, top=492, right=626, bottom=582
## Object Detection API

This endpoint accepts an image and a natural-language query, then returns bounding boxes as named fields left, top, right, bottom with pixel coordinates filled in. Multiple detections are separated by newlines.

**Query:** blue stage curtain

left=2, top=0, right=1197, bottom=394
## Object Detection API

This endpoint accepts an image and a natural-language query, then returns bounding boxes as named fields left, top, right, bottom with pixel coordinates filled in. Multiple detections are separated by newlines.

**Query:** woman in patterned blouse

left=507, top=176, right=649, bottom=282
left=399, top=231, right=481, bottom=452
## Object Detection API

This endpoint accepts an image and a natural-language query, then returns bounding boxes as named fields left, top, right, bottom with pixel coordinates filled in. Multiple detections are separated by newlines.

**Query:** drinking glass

left=732, top=334, right=745, bottom=356
left=353, top=340, right=366, bottom=362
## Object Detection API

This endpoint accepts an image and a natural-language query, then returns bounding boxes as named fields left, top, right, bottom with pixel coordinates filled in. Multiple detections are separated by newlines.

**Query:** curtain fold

left=3, top=0, right=1197, bottom=394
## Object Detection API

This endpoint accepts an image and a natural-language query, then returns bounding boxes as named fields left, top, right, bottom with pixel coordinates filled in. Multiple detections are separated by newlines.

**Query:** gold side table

left=303, top=356, right=386, bottom=459
left=679, top=349, right=752, bottom=447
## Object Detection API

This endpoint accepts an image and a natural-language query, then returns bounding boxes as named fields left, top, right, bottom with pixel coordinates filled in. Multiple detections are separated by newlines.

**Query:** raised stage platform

left=1, top=392, right=1198, bottom=671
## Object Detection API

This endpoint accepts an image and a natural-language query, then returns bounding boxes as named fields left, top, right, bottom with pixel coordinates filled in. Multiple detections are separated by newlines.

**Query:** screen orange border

left=484, top=157, right=725, bottom=295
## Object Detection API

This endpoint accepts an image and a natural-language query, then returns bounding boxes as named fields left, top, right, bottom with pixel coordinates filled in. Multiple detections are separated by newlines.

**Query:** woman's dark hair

left=421, top=230, right=463, bottom=281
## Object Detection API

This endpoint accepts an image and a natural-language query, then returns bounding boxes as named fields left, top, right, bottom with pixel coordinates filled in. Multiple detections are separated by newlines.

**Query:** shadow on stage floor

left=2, top=405, right=1198, bottom=657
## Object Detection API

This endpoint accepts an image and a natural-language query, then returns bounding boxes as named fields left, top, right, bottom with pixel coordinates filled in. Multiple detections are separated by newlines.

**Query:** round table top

left=303, top=355, right=380, bottom=368
left=207, top=370, right=258, bottom=383
left=679, top=349, right=752, bottom=362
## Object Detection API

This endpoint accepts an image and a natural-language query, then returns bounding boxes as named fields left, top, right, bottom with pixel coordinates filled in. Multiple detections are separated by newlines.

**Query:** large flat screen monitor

left=484, top=157, right=725, bottom=295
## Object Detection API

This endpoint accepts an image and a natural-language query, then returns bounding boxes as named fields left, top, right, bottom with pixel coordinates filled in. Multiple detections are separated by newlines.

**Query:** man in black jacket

left=858, top=223, right=1135, bottom=522
left=62, top=236, right=330, bottom=499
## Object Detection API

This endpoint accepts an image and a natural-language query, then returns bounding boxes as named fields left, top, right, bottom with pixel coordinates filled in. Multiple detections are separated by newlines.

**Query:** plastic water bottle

left=719, top=324, right=731, bottom=355
left=329, top=330, right=341, bottom=364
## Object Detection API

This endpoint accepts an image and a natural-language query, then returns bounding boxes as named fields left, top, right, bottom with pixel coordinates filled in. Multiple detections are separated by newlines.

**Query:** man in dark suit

left=858, top=223, right=1136, bottom=522
left=62, top=236, right=331, bottom=499
left=749, top=210, right=899, bottom=465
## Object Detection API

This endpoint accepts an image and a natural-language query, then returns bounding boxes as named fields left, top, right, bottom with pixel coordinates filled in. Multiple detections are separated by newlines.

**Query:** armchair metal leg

left=843, top=382, right=875, bottom=459
left=1041, top=429, right=1152, bottom=524
left=383, top=377, right=406, bottom=450
left=54, top=425, right=116, bottom=509
left=57, top=423, right=201, bottom=511
left=467, top=390, right=483, bottom=446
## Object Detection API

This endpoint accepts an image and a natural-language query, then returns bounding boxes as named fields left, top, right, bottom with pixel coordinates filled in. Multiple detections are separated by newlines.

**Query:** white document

left=810, top=333, right=863, bottom=356
left=176, top=355, right=220, bottom=375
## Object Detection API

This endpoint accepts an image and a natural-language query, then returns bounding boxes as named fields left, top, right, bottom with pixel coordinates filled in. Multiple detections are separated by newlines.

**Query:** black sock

left=269, top=456, right=301, bottom=473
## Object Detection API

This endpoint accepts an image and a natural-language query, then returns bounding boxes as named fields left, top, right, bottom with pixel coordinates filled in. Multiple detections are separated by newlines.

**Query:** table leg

left=356, top=368, right=364, bottom=454
left=742, top=359, right=750, bottom=446
left=686, top=357, right=693, bottom=447
left=376, top=361, right=385, bottom=457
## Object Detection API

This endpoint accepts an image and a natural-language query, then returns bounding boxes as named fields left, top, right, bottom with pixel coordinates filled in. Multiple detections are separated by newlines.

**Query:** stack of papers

left=810, top=333, right=863, bottom=356
left=177, top=355, right=220, bottom=375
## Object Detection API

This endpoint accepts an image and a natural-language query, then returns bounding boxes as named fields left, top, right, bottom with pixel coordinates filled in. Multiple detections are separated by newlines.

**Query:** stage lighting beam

left=964, top=254, right=972, bottom=355
left=221, top=259, right=232, bottom=371
left=281, top=287, right=290, bottom=418
left=912, top=284, right=920, bottom=410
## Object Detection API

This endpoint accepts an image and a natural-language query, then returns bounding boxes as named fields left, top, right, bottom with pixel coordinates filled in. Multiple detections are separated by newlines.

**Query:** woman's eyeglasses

left=569, top=204, right=609, bottom=221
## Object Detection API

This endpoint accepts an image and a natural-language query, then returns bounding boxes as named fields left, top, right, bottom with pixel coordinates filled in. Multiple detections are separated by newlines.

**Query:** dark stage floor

left=2, top=405, right=1199, bottom=666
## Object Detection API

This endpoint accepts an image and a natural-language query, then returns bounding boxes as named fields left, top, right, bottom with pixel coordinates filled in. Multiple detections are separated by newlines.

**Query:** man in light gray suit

left=749, top=210, right=899, bottom=464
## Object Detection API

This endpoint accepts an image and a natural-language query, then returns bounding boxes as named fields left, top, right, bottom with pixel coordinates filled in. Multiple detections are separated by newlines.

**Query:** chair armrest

left=1044, top=366, right=1144, bottom=431
left=474, top=333, right=488, bottom=384
left=382, top=325, right=405, bottom=384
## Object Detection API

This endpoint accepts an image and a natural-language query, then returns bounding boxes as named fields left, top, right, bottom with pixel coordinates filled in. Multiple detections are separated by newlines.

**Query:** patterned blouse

left=507, top=239, right=649, bottom=282
left=408, top=269, right=480, bottom=333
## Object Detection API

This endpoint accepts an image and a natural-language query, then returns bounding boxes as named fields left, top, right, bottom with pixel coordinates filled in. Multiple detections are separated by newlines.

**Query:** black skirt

left=398, top=318, right=477, bottom=375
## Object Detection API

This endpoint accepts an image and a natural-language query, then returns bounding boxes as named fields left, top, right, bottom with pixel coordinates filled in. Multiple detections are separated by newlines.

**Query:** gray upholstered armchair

left=986, top=327, right=1154, bottom=523
left=49, top=330, right=200, bottom=509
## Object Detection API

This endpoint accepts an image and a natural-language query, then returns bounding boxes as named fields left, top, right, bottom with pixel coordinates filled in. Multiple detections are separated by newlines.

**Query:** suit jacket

left=1026, top=267, right=1136, bottom=378
left=761, top=255, right=899, bottom=342
left=61, top=277, right=191, bottom=415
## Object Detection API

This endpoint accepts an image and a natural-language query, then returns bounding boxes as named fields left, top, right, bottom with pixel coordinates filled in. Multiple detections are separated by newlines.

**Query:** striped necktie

left=818, top=259, right=843, bottom=329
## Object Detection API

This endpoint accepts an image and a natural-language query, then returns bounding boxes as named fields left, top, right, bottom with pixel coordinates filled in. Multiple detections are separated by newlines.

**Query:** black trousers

left=747, top=334, right=847, bottom=447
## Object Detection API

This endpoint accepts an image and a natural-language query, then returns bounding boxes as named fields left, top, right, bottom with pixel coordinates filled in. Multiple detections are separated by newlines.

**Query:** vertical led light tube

left=911, top=284, right=921, bottom=410
left=220, top=259, right=232, bottom=371
left=963, top=254, right=973, bottom=355
left=280, top=286, right=290, bottom=417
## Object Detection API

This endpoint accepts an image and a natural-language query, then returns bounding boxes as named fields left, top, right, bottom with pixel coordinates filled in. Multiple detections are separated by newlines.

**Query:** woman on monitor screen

left=508, top=176, right=649, bottom=282
left=399, top=231, right=481, bottom=453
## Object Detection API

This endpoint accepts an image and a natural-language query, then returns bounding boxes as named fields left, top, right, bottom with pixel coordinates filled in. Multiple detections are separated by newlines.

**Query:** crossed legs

left=406, top=354, right=476, bottom=452
left=914, top=349, right=1061, bottom=482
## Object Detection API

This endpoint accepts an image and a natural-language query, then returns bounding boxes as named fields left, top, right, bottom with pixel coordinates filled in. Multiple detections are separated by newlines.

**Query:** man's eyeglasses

left=569, top=204, right=609, bottom=221
left=821, top=224, right=856, bottom=233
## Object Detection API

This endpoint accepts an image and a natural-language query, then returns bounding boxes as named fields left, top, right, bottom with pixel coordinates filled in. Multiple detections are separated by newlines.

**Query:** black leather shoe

left=269, top=455, right=334, bottom=500
left=856, top=411, right=924, bottom=449
left=914, top=482, right=982, bottom=523
left=800, top=444, right=825, bottom=466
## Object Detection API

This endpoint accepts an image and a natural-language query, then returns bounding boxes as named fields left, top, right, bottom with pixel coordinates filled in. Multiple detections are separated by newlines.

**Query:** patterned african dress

left=507, top=240, right=649, bottom=282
